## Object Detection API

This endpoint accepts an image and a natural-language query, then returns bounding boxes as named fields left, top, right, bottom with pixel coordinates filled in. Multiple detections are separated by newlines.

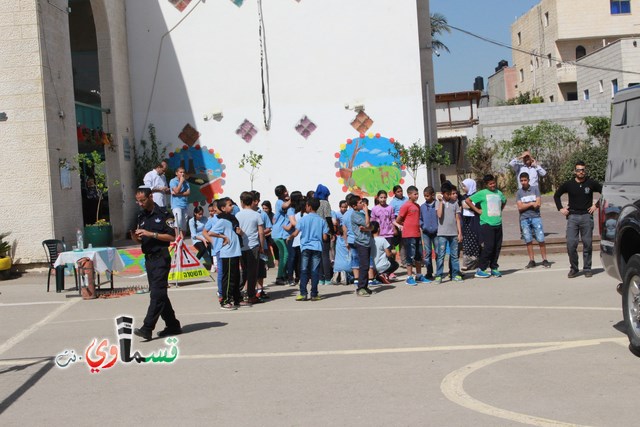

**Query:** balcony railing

left=556, top=63, right=577, bottom=83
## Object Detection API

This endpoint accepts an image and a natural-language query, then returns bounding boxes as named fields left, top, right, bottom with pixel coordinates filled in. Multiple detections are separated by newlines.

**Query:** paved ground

left=0, top=246, right=635, bottom=426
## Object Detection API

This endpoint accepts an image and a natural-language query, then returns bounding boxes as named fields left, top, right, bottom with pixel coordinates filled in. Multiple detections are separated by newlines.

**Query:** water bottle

left=76, top=228, right=84, bottom=250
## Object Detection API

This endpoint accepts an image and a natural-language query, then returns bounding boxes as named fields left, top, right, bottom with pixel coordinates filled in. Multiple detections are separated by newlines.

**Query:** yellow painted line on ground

left=0, top=301, right=66, bottom=307
left=440, top=338, right=625, bottom=427
left=179, top=337, right=625, bottom=360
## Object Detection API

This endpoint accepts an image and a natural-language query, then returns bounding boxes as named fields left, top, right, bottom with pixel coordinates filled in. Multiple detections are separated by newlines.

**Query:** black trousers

left=478, top=224, right=503, bottom=271
left=355, top=243, right=371, bottom=289
left=221, top=256, right=241, bottom=305
left=240, top=247, right=259, bottom=298
left=194, top=240, right=213, bottom=266
left=142, top=252, right=180, bottom=332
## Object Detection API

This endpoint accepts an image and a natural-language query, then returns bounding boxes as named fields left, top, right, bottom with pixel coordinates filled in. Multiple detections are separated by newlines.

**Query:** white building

left=0, top=0, right=436, bottom=265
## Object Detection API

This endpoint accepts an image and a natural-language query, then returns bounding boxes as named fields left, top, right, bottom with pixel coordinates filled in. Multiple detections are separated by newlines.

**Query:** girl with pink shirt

left=371, top=190, right=396, bottom=245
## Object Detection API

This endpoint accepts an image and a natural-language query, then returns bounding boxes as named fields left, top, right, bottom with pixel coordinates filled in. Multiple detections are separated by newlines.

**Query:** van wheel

left=622, top=255, right=640, bottom=356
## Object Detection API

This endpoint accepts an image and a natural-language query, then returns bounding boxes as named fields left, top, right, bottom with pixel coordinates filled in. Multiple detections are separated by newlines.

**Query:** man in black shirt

left=553, top=161, right=602, bottom=278
left=131, top=187, right=182, bottom=340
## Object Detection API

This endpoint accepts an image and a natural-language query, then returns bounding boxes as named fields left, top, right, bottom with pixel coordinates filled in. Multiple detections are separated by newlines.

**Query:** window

left=519, top=69, right=524, bottom=82
left=575, top=45, right=586, bottom=60
left=611, top=0, right=631, bottom=14
left=612, top=79, right=619, bottom=97
left=549, top=95, right=554, bottom=102
left=547, top=53, right=552, bottom=67
left=530, top=60, right=533, bottom=72
left=583, top=89, right=590, bottom=100
left=544, top=12, right=549, bottom=27
left=517, top=32, right=521, bottom=45
left=599, top=80, right=604, bottom=93
left=567, top=92, right=578, bottom=101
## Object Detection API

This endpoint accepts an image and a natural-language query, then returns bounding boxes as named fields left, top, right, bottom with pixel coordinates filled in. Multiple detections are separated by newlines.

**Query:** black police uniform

left=137, top=203, right=180, bottom=334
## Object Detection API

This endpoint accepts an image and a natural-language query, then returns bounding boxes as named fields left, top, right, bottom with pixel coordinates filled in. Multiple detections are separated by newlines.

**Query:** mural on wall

left=169, top=0, right=192, bottom=12
left=167, top=144, right=226, bottom=205
left=334, top=133, right=405, bottom=196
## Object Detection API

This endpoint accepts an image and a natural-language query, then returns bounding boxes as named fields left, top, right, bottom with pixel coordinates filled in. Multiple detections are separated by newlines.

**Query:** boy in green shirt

left=465, top=174, right=507, bottom=278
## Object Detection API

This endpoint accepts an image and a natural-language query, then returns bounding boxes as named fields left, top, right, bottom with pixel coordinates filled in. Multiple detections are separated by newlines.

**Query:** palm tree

left=430, top=12, right=451, bottom=54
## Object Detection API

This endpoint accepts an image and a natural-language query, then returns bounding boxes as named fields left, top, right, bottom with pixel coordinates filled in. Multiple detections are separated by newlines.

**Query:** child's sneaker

left=416, top=274, right=432, bottom=283
left=310, top=295, right=323, bottom=301
left=525, top=260, right=536, bottom=269
left=295, top=294, right=308, bottom=301
left=475, top=268, right=491, bottom=278
left=491, top=269, right=502, bottom=278
left=453, top=275, right=464, bottom=282
left=433, top=276, right=442, bottom=284
left=389, top=273, right=397, bottom=280
left=368, top=279, right=381, bottom=286
left=541, top=259, right=551, bottom=268
left=220, top=303, right=236, bottom=310
left=356, top=288, right=370, bottom=297
left=377, top=274, right=391, bottom=284
left=405, top=276, right=417, bottom=286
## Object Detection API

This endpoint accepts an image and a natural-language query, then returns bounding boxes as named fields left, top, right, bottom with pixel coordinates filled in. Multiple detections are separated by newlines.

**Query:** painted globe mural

left=167, top=144, right=226, bottom=206
left=334, top=134, right=406, bottom=196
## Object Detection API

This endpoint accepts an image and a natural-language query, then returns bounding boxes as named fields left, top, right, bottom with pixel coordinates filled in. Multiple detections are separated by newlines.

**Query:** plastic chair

left=42, top=239, right=78, bottom=292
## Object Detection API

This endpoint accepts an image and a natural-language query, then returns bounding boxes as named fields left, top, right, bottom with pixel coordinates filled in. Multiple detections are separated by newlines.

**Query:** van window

left=613, top=102, right=627, bottom=126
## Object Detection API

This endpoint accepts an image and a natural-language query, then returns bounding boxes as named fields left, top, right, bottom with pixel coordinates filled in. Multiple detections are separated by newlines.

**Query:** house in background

left=434, top=91, right=482, bottom=184
left=505, top=0, right=639, bottom=103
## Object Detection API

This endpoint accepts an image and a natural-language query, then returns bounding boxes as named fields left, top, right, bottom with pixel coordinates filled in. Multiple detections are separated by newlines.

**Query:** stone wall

left=477, top=101, right=611, bottom=142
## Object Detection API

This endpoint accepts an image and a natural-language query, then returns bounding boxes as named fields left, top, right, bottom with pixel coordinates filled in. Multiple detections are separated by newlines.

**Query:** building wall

left=487, top=67, right=518, bottom=106
left=511, top=0, right=640, bottom=102
left=578, top=38, right=640, bottom=104
left=477, top=101, right=611, bottom=142
left=91, top=0, right=137, bottom=236
left=0, top=0, right=82, bottom=263
left=0, top=0, right=136, bottom=265
left=125, top=0, right=429, bottom=204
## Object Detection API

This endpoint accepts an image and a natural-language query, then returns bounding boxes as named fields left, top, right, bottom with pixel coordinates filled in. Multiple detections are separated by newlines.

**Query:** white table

left=54, top=247, right=125, bottom=292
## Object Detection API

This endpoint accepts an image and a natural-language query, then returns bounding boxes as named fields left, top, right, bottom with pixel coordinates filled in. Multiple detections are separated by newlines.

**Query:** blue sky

left=430, top=0, right=540, bottom=94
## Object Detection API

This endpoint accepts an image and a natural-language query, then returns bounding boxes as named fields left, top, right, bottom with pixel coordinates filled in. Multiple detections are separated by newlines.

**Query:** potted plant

left=72, top=151, right=118, bottom=247
left=0, top=232, right=12, bottom=280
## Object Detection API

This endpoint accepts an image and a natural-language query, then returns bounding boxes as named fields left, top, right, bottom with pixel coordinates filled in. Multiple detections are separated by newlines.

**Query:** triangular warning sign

left=168, top=236, right=211, bottom=283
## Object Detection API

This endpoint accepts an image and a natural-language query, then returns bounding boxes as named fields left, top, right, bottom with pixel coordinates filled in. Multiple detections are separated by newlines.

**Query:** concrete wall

left=0, top=0, right=82, bottom=264
left=125, top=0, right=429, bottom=204
left=477, top=101, right=611, bottom=142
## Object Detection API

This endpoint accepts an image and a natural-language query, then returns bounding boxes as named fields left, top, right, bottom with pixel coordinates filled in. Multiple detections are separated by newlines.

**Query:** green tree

left=134, top=124, right=167, bottom=187
left=238, top=150, right=264, bottom=190
left=430, top=12, right=451, bottom=54
left=503, top=120, right=580, bottom=191
left=466, top=136, right=498, bottom=181
left=583, top=116, right=611, bottom=146
left=72, top=151, right=118, bottom=225
left=391, top=140, right=450, bottom=186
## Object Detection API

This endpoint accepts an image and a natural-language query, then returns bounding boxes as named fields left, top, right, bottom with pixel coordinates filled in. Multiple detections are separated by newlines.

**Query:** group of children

left=187, top=173, right=551, bottom=307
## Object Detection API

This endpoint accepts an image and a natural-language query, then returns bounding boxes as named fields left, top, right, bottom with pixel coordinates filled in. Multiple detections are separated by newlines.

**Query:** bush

left=560, top=144, right=608, bottom=184
left=466, top=136, right=498, bottom=181
left=134, top=124, right=167, bottom=187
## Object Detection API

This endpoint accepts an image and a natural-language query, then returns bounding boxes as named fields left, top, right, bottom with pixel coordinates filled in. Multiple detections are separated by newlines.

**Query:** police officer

left=131, top=187, right=182, bottom=340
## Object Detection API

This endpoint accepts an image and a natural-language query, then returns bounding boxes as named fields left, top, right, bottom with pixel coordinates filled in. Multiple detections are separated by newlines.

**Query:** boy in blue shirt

left=205, top=197, right=245, bottom=310
left=289, top=198, right=329, bottom=301
left=420, top=186, right=438, bottom=279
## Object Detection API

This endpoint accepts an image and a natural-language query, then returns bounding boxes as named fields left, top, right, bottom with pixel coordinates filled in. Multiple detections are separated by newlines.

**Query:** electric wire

left=448, top=24, right=640, bottom=76
left=257, top=0, right=273, bottom=131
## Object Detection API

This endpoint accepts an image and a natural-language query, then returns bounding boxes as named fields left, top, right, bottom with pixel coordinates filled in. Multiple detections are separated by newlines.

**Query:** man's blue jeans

left=300, top=249, right=322, bottom=297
